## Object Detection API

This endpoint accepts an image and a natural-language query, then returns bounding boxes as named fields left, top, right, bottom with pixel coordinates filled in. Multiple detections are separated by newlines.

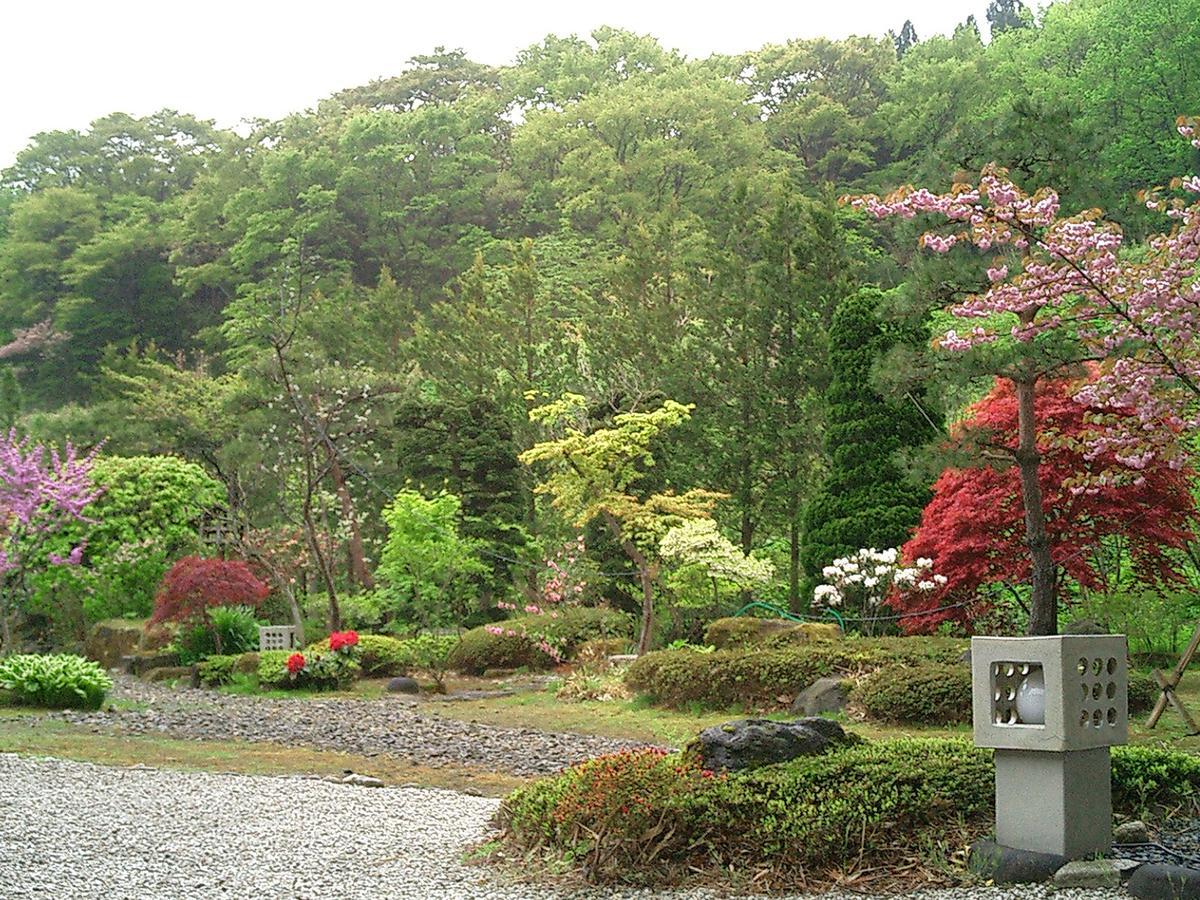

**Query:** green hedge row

left=498, top=739, right=1200, bottom=885
left=625, top=637, right=966, bottom=710
left=448, top=607, right=633, bottom=675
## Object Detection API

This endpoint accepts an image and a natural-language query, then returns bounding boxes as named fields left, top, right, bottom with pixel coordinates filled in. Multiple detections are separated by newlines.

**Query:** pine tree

left=801, top=288, right=935, bottom=601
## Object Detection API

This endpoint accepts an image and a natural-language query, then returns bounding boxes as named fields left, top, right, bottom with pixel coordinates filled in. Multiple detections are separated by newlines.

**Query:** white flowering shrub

left=812, top=547, right=946, bottom=634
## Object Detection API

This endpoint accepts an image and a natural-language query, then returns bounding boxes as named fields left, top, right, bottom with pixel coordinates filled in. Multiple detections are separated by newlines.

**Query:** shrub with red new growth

left=893, top=376, right=1196, bottom=632
left=150, top=556, right=270, bottom=626
left=286, top=653, right=306, bottom=675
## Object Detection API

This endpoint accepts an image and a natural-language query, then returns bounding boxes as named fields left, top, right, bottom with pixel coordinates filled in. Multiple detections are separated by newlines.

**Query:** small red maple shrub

left=151, top=556, right=269, bottom=627
left=893, top=376, right=1196, bottom=632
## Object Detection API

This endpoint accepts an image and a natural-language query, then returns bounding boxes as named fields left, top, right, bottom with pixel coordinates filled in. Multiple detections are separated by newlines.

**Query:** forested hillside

left=2, top=0, right=1198, bottom=643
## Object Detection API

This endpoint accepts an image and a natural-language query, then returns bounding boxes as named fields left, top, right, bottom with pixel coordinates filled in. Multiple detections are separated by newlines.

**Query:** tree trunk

left=329, top=456, right=373, bottom=589
left=0, top=591, right=10, bottom=655
left=602, top=511, right=657, bottom=655
left=1014, top=376, right=1057, bottom=635
left=282, top=584, right=306, bottom=646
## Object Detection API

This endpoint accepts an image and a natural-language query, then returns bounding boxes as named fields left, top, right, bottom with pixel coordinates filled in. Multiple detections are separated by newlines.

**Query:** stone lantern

left=971, top=635, right=1128, bottom=858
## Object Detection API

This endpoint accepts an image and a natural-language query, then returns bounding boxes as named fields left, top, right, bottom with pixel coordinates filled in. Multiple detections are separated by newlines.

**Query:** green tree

left=801, top=288, right=935, bottom=598
left=520, top=395, right=722, bottom=654
left=376, top=490, right=487, bottom=629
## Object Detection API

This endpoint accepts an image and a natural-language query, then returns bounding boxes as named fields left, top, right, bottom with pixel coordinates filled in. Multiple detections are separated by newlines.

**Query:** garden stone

left=341, top=773, right=384, bottom=787
left=1065, top=618, right=1109, bottom=635
left=143, top=665, right=196, bottom=684
left=968, top=838, right=1067, bottom=884
left=689, top=716, right=850, bottom=772
left=607, top=654, right=638, bottom=667
left=1126, top=862, right=1200, bottom=899
left=122, top=650, right=180, bottom=676
left=386, top=677, right=420, bottom=695
left=1052, top=858, right=1123, bottom=889
left=1115, top=820, right=1152, bottom=844
left=84, top=620, right=143, bottom=669
left=790, top=677, right=847, bottom=716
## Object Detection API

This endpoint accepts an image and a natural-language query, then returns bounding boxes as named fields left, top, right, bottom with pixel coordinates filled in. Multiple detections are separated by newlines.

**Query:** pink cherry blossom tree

left=847, top=117, right=1200, bottom=634
left=0, top=432, right=102, bottom=652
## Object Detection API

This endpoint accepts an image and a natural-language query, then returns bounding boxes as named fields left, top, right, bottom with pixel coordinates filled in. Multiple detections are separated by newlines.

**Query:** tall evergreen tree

left=801, top=288, right=935, bottom=601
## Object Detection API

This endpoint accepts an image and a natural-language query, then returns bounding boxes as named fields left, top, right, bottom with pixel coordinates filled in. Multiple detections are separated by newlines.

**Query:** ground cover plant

left=496, top=739, right=1200, bottom=887
left=0, top=654, right=112, bottom=710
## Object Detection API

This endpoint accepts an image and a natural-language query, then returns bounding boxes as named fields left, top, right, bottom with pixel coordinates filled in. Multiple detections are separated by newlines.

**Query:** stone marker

left=1052, top=858, right=1124, bottom=889
left=386, top=676, right=420, bottom=694
left=1115, top=820, right=1152, bottom=844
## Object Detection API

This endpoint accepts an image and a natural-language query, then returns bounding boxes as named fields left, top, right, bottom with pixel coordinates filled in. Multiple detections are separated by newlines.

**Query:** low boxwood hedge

left=497, top=739, right=1200, bottom=886
left=625, top=636, right=967, bottom=710
left=852, top=663, right=973, bottom=725
left=449, top=607, right=633, bottom=675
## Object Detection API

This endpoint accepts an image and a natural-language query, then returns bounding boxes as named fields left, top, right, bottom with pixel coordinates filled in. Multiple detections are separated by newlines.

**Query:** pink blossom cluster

left=0, top=431, right=102, bottom=576
left=848, top=119, right=1200, bottom=468
left=483, top=624, right=562, bottom=662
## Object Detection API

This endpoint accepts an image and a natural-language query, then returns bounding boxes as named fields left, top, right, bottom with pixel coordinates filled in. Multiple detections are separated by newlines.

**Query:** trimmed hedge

left=852, top=663, right=973, bottom=725
left=449, top=607, right=633, bottom=675
left=625, top=637, right=967, bottom=710
left=703, top=617, right=839, bottom=650
left=197, top=652, right=260, bottom=687
left=1129, top=670, right=1158, bottom=714
left=257, top=649, right=359, bottom=690
left=498, top=739, right=1200, bottom=885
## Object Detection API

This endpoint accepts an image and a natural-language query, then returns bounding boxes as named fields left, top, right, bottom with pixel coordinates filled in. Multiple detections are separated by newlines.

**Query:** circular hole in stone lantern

left=1092, top=709, right=1103, bottom=728
left=1078, top=658, right=1088, bottom=676
left=1107, top=658, right=1117, bottom=675
left=1107, top=707, right=1117, bottom=726
left=1079, top=710, right=1089, bottom=727
left=1092, top=683, right=1102, bottom=700
left=1107, top=682, right=1116, bottom=700
left=1005, top=664, right=1015, bottom=677
left=1092, top=658, right=1103, bottom=676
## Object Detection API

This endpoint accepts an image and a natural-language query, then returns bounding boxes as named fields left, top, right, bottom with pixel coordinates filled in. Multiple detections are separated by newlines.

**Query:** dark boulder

left=386, top=676, right=420, bottom=695
left=688, top=716, right=852, bottom=772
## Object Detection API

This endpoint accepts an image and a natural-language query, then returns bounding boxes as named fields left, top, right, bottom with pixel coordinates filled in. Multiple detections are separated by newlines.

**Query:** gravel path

left=50, top=676, right=649, bottom=776
left=0, top=754, right=1130, bottom=900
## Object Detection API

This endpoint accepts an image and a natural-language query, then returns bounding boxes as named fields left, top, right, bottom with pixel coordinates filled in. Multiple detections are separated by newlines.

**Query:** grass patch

left=0, top=717, right=525, bottom=797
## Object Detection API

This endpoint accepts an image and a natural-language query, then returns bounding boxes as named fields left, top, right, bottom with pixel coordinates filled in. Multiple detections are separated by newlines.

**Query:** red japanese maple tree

left=151, top=556, right=269, bottom=627
left=892, top=376, right=1196, bottom=632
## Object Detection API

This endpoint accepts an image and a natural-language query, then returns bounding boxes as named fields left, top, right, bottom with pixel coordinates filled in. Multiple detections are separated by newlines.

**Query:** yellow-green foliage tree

left=520, top=396, right=723, bottom=654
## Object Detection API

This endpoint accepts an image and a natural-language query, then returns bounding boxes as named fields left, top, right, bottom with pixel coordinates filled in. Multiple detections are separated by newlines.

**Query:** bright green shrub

left=626, top=637, right=967, bottom=710
left=0, top=654, right=113, bottom=710
left=499, top=738, right=1200, bottom=885
left=257, top=649, right=358, bottom=690
left=306, top=633, right=459, bottom=677
left=175, top=605, right=260, bottom=664
left=449, top=607, right=633, bottom=675
left=1111, top=744, right=1200, bottom=816
left=852, top=663, right=973, bottom=725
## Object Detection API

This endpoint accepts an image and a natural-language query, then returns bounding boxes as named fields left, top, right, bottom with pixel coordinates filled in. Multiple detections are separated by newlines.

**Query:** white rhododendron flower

left=811, top=547, right=947, bottom=633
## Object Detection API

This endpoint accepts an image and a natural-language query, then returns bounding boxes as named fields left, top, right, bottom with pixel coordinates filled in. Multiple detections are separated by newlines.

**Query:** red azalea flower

left=329, top=630, right=359, bottom=652
left=286, top=653, right=306, bottom=675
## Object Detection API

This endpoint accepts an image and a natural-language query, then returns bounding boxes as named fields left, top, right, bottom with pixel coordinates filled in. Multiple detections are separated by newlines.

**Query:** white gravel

left=0, top=754, right=1132, bottom=900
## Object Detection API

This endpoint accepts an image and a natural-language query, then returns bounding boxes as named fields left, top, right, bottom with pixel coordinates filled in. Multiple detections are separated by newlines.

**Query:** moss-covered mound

left=703, top=616, right=840, bottom=650
left=497, top=739, right=1200, bottom=887
left=625, top=636, right=966, bottom=710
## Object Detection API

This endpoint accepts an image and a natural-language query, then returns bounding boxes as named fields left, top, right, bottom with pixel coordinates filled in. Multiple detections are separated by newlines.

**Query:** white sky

left=1, top=0, right=992, bottom=168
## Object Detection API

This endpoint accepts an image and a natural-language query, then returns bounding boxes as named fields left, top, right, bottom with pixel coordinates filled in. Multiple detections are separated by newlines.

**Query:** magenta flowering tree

left=0, top=432, right=102, bottom=652
left=848, top=118, right=1200, bottom=634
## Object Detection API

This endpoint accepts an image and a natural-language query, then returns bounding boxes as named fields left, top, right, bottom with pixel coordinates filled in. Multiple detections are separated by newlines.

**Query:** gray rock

left=1126, top=862, right=1200, bottom=899
left=341, top=773, right=384, bottom=788
left=790, top=677, right=847, bottom=716
left=1053, top=859, right=1122, bottom=889
left=689, top=716, right=850, bottom=772
left=607, top=654, right=638, bottom=667
left=959, top=647, right=972, bottom=665
left=1115, top=820, right=1152, bottom=844
left=386, top=676, right=420, bottom=694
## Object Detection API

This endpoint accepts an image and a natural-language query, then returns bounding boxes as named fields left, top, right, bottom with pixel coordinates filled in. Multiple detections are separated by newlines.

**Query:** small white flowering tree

left=659, top=519, right=776, bottom=607
left=811, top=547, right=946, bottom=635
